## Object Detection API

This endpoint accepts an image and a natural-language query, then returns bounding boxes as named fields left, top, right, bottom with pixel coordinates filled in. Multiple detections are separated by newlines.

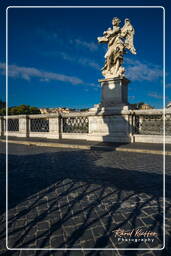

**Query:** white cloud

left=37, top=29, right=60, bottom=42
left=125, top=58, right=163, bottom=81
left=128, top=96, right=135, bottom=100
left=89, top=82, right=99, bottom=87
left=78, top=58, right=100, bottom=70
left=40, top=78, right=50, bottom=82
left=0, top=63, right=84, bottom=85
left=148, top=92, right=166, bottom=99
left=72, top=39, right=98, bottom=51
left=59, top=52, right=74, bottom=62
left=59, top=52, right=100, bottom=70
left=37, top=28, right=98, bottom=52
left=166, top=83, right=171, bottom=88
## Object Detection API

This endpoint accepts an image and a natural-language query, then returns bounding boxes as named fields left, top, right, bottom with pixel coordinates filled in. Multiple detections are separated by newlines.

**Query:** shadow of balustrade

left=0, top=146, right=170, bottom=253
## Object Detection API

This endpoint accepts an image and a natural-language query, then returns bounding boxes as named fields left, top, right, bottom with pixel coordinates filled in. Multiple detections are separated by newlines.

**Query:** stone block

left=0, top=117, right=4, bottom=136
left=19, top=115, right=29, bottom=137
left=88, top=114, right=132, bottom=142
left=48, top=117, right=60, bottom=138
left=99, top=77, right=129, bottom=107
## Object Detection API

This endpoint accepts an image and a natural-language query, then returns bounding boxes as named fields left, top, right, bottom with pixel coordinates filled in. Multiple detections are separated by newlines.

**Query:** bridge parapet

left=1, top=109, right=171, bottom=144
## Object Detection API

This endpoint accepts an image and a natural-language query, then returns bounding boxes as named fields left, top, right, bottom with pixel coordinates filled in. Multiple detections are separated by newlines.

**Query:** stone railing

left=0, top=112, right=90, bottom=140
left=132, top=109, right=171, bottom=143
left=0, top=109, right=171, bottom=143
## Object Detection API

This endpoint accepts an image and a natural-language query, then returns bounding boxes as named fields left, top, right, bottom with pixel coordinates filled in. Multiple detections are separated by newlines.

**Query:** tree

left=0, top=108, right=6, bottom=116
left=0, top=100, right=6, bottom=109
left=129, top=102, right=154, bottom=110
left=0, top=104, right=41, bottom=116
left=80, top=108, right=89, bottom=112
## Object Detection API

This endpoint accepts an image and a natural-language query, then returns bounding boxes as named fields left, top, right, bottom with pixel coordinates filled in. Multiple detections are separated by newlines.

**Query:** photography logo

left=113, top=228, right=158, bottom=243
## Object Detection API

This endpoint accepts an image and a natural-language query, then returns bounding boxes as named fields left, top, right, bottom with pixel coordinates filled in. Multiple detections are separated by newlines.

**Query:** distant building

left=39, top=108, right=48, bottom=114
left=129, top=103, right=154, bottom=110
left=166, top=102, right=171, bottom=109
left=139, top=104, right=154, bottom=110
left=39, top=107, right=73, bottom=114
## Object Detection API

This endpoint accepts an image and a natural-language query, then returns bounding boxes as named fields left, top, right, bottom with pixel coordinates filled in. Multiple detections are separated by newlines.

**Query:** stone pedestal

left=100, top=77, right=129, bottom=108
left=88, top=108, right=133, bottom=143
left=88, top=77, right=132, bottom=142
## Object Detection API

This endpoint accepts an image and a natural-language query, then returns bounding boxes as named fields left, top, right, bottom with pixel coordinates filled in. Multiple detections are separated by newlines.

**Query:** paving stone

left=91, top=226, right=105, bottom=238
left=37, top=221, right=50, bottom=231
left=36, top=237, right=50, bottom=248
left=1, top=143, right=170, bottom=254
left=19, top=250, right=36, bottom=256
left=50, top=235, right=66, bottom=247
left=81, top=239, right=96, bottom=248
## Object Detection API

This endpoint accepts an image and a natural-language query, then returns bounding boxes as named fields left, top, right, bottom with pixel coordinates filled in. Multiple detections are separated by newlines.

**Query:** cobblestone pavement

left=0, top=143, right=171, bottom=256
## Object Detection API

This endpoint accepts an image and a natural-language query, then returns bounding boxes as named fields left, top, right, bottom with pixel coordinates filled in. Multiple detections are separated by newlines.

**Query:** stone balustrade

left=0, top=109, right=171, bottom=143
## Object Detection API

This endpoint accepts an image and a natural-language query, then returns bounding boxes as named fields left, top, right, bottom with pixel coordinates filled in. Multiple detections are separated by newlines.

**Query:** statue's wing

left=121, top=21, right=136, bottom=55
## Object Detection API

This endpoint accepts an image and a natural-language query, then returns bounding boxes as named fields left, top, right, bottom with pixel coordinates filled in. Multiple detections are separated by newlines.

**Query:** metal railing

left=133, top=110, right=171, bottom=136
left=62, top=116, right=89, bottom=133
left=166, top=113, right=171, bottom=135
left=5, top=118, right=19, bottom=132
left=1, top=112, right=90, bottom=136
left=30, top=118, right=49, bottom=132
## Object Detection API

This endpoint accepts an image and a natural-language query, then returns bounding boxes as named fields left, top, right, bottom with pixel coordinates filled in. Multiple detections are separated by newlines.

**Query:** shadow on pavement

left=0, top=147, right=169, bottom=255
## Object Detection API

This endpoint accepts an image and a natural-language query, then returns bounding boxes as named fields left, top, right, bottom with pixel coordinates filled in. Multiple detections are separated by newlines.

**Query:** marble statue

left=97, top=17, right=136, bottom=79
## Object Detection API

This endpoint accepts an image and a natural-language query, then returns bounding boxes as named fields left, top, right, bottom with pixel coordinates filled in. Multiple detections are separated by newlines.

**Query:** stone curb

left=0, top=139, right=90, bottom=150
left=0, top=139, right=170, bottom=155
left=115, top=147, right=170, bottom=155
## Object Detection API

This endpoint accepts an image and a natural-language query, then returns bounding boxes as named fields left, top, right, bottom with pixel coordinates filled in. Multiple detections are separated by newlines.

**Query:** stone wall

left=1, top=109, right=171, bottom=144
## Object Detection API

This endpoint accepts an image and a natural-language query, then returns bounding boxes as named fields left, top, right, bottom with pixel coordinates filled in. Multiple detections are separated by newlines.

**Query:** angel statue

left=97, top=17, right=136, bottom=79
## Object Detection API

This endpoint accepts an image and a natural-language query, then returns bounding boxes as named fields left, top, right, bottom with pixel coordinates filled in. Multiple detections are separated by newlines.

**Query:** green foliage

left=29, top=106, right=41, bottom=114
left=0, top=104, right=41, bottom=116
left=0, top=100, right=6, bottom=109
left=129, top=102, right=144, bottom=110
left=129, top=102, right=154, bottom=110
left=0, top=108, right=6, bottom=116
left=80, top=108, right=89, bottom=112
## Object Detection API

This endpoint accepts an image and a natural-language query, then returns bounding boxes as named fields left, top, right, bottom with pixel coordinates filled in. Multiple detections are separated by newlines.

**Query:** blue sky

left=0, top=0, right=171, bottom=109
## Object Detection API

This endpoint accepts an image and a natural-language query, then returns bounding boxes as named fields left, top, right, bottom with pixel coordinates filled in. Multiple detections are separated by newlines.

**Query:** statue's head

left=125, top=18, right=130, bottom=23
left=112, top=17, right=121, bottom=26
